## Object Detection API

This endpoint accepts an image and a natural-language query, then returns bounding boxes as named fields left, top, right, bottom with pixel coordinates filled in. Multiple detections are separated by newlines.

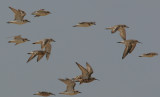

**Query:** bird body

left=59, top=78, right=81, bottom=95
left=106, top=24, right=129, bottom=40
left=8, top=35, right=30, bottom=45
left=33, top=91, right=55, bottom=97
left=139, top=52, right=158, bottom=57
left=73, top=22, right=96, bottom=27
left=32, top=9, right=51, bottom=17
left=117, top=39, right=141, bottom=59
left=27, top=50, right=46, bottom=63
left=72, top=62, right=98, bottom=84
left=8, top=7, right=30, bottom=25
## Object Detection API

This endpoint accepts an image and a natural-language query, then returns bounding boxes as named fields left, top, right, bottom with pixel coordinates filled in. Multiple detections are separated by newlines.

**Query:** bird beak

left=126, top=26, right=129, bottom=28
left=117, top=42, right=122, bottom=43
left=138, top=41, right=142, bottom=44
left=95, top=79, right=100, bottom=81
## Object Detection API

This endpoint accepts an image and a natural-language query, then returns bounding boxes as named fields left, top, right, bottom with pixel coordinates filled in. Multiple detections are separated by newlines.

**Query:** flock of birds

left=7, top=6, right=158, bottom=97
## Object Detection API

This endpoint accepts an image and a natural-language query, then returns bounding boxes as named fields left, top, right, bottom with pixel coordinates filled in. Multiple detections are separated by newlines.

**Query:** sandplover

left=106, top=24, right=129, bottom=40
left=59, top=78, right=81, bottom=95
left=32, top=38, right=55, bottom=60
left=139, top=52, right=158, bottom=57
left=73, top=22, right=96, bottom=27
left=117, top=39, right=141, bottom=59
left=7, top=7, right=30, bottom=25
left=8, top=35, right=30, bottom=45
left=27, top=50, right=46, bottom=63
left=33, top=91, right=55, bottom=97
left=32, top=9, right=51, bottom=17
left=72, top=62, right=98, bottom=84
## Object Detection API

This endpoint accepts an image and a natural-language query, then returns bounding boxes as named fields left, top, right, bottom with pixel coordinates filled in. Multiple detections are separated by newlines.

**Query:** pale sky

left=1, top=0, right=160, bottom=97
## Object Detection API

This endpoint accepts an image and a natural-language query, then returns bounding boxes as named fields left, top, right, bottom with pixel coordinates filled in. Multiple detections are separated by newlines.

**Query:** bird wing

left=59, top=78, right=75, bottom=92
left=86, top=62, right=93, bottom=77
left=129, top=43, right=136, bottom=54
left=14, top=35, right=22, bottom=39
left=27, top=53, right=37, bottom=63
left=37, top=51, right=46, bottom=62
left=122, top=43, right=132, bottom=59
left=118, top=27, right=126, bottom=40
left=75, top=62, right=89, bottom=79
left=45, top=43, right=51, bottom=60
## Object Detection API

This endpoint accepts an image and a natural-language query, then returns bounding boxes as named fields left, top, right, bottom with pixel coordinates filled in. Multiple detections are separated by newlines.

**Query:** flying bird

left=8, top=35, right=30, bottom=45
left=73, top=22, right=96, bottom=27
left=72, top=62, right=98, bottom=84
left=106, top=24, right=129, bottom=40
left=32, top=38, right=55, bottom=60
left=139, top=52, right=158, bottom=57
left=59, top=78, right=81, bottom=95
left=117, top=39, right=141, bottom=59
left=7, top=6, right=30, bottom=25
left=32, top=9, right=51, bottom=17
left=33, top=91, right=55, bottom=97
left=27, top=50, right=46, bottom=63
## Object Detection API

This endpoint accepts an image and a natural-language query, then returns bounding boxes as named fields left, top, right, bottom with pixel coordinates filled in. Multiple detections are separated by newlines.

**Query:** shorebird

left=73, top=22, right=96, bottom=27
left=32, top=9, right=51, bottom=17
left=32, top=38, right=55, bottom=60
left=117, top=39, right=141, bottom=59
left=139, top=52, right=158, bottom=57
left=8, top=35, right=30, bottom=45
left=59, top=78, right=81, bottom=95
left=106, top=24, right=129, bottom=40
left=33, top=91, right=55, bottom=97
left=7, top=6, right=30, bottom=25
left=72, top=62, right=98, bottom=84
left=27, top=50, right=46, bottom=63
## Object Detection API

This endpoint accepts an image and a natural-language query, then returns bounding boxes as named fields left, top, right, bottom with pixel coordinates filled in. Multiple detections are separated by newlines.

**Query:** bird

left=59, top=78, right=81, bottom=95
left=7, top=6, right=30, bottom=25
left=8, top=35, right=30, bottom=45
left=73, top=22, right=96, bottom=27
left=106, top=24, right=129, bottom=40
left=32, top=9, right=51, bottom=17
left=139, top=52, right=158, bottom=57
left=72, top=62, right=98, bottom=84
left=32, top=38, right=55, bottom=60
left=27, top=50, right=46, bottom=63
left=33, top=91, right=55, bottom=97
left=117, top=39, right=141, bottom=59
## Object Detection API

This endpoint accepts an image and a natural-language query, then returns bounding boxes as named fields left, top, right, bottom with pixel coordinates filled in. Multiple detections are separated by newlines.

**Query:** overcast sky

left=1, top=0, right=160, bottom=97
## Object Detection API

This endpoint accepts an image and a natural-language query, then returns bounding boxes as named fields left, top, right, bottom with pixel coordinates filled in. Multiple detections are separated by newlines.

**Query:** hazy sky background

left=1, top=0, right=160, bottom=97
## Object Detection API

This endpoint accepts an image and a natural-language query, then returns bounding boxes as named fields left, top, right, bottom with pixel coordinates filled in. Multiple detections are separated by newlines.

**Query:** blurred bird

left=72, top=62, right=98, bottom=84
left=73, top=22, right=96, bottom=27
left=27, top=50, right=46, bottom=63
left=117, top=39, right=141, bottom=59
left=32, top=9, right=51, bottom=17
left=139, top=52, right=158, bottom=57
left=106, top=24, right=129, bottom=40
left=32, top=38, right=55, bottom=60
left=33, top=91, right=55, bottom=97
left=7, top=6, right=30, bottom=25
left=59, top=78, right=81, bottom=95
left=8, top=35, right=30, bottom=45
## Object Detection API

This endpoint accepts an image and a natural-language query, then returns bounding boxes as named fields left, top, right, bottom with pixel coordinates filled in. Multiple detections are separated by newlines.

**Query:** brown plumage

left=27, top=50, right=46, bottom=63
left=8, top=35, right=30, bottom=45
left=59, top=78, right=81, bottom=95
left=72, top=62, right=98, bottom=84
left=117, top=39, right=141, bottom=59
left=139, top=52, right=158, bottom=57
left=7, top=7, right=30, bottom=25
left=33, top=91, right=55, bottom=97
left=73, top=22, right=96, bottom=27
left=106, top=24, right=129, bottom=40
left=32, top=9, right=51, bottom=17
